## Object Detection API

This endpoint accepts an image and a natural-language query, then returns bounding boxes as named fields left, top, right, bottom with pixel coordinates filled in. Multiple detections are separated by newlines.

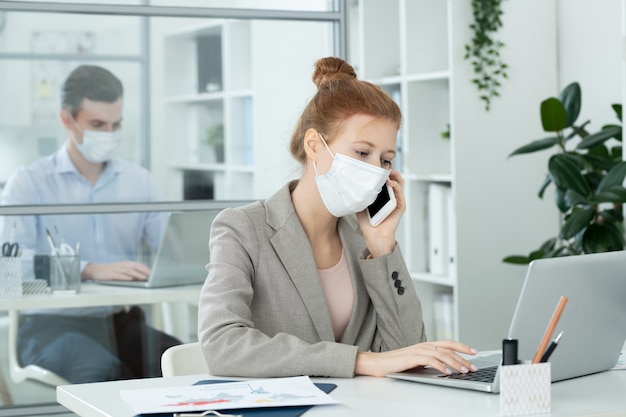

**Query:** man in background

left=0, top=65, right=180, bottom=383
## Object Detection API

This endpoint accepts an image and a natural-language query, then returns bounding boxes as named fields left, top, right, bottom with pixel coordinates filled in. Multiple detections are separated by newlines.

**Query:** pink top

left=318, top=250, right=354, bottom=341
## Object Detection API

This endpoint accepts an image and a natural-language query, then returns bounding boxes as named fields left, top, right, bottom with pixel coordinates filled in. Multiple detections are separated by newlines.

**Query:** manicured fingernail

left=461, top=366, right=469, bottom=373
left=445, top=367, right=452, bottom=375
left=470, top=348, right=478, bottom=354
left=470, top=364, right=478, bottom=371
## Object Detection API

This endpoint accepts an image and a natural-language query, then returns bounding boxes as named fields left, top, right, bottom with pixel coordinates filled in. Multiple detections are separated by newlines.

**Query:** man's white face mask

left=69, top=115, right=122, bottom=163
left=314, top=132, right=390, bottom=217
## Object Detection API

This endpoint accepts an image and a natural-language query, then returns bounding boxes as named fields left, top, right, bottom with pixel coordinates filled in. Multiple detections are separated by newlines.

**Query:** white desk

left=57, top=371, right=626, bottom=417
left=0, top=282, right=202, bottom=310
left=0, top=282, right=202, bottom=340
left=0, top=283, right=202, bottom=406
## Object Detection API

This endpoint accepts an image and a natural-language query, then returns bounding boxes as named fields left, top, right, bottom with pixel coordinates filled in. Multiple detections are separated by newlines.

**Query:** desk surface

left=57, top=371, right=626, bottom=417
left=0, top=282, right=202, bottom=310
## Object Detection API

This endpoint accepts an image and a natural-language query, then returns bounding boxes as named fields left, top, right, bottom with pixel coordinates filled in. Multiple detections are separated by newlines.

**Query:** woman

left=198, top=57, right=478, bottom=378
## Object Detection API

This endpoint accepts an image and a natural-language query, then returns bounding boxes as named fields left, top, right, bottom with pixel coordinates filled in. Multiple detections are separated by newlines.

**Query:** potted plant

left=206, top=124, right=224, bottom=163
left=503, top=82, right=625, bottom=264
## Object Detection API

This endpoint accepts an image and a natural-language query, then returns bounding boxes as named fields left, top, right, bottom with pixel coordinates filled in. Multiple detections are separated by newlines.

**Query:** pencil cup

left=50, top=254, right=80, bottom=294
left=500, top=362, right=551, bottom=416
left=0, top=256, right=22, bottom=299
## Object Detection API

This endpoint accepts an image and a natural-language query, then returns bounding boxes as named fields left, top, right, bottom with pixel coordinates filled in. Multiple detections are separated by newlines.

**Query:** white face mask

left=71, top=125, right=122, bottom=163
left=314, top=133, right=390, bottom=217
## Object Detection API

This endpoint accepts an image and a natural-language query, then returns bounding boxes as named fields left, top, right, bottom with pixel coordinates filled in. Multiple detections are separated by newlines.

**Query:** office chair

left=160, top=341, right=208, bottom=377
left=8, top=310, right=69, bottom=386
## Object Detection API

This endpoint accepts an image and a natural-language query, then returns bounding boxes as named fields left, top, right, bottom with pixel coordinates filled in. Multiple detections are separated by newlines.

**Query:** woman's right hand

left=355, top=340, right=478, bottom=377
left=356, top=169, right=405, bottom=259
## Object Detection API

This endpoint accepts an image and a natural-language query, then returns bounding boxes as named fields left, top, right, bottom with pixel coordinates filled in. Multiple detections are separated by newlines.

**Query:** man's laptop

left=387, top=250, right=626, bottom=393
left=99, top=209, right=221, bottom=288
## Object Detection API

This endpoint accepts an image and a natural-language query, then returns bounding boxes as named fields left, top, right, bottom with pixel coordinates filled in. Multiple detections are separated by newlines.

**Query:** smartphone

left=367, top=184, right=397, bottom=227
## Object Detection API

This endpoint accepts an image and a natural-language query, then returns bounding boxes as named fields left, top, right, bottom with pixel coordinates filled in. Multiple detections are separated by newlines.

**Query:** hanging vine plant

left=464, top=0, right=508, bottom=111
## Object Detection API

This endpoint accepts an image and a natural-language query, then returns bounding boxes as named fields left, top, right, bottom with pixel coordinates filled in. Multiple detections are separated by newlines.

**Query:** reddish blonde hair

left=289, top=57, right=401, bottom=163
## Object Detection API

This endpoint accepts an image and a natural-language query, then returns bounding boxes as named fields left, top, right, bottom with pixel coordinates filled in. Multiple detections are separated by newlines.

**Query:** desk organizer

left=0, top=256, right=22, bottom=299
left=500, top=362, right=551, bottom=416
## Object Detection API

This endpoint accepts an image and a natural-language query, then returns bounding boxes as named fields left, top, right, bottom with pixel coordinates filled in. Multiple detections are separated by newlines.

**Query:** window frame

left=0, top=0, right=348, bottom=216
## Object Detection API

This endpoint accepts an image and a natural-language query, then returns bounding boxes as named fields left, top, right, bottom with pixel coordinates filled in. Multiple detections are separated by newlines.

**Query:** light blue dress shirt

left=0, top=144, right=167, bottom=315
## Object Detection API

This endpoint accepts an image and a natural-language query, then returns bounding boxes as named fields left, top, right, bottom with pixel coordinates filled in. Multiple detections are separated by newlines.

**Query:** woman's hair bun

left=312, top=57, right=357, bottom=89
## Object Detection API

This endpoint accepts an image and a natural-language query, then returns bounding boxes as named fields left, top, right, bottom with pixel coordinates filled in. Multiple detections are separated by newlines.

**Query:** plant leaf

left=599, top=208, right=624, bottom=223
left=597, top=161, right=626, bottom=192
left=548, top=154, right=591, bottom=198
left=538, top=174, right=552, bottom=199
left=554, top=186, right=569, bottom=213
left=576, top=126, right=621, bottom=149
left=591, top=185, right=626, bottom=203
left=582, top=223, right=625, bottom=253
left=559, top=82, right=581, bottom=127
left=560, top=207, right=595, bottom=239
left=564, top=189, right=588, bottom=208
left=582, top=153, right=618, bottom=171
left=601, top=123, right=622, bottom=142
left=508, top=137, right=558, bottom=157
left=538, top=238, right=557, bottom=253
left=502, top=255, right=530, bottom=265
left=613, top=103, right=622, bottom=122
left=540, top=97, right=568, bottom=132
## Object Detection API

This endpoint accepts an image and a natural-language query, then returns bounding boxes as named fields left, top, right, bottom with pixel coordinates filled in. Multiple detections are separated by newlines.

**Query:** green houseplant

left=206, top=124, right=224, bottom=163
left=503, top=82, right=625, bottom=264
left=464, top=0, right=508, bottom=111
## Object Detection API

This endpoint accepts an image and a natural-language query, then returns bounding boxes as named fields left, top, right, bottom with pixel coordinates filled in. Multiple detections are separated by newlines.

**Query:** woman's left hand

left=356, top=169, right=405, bottom=258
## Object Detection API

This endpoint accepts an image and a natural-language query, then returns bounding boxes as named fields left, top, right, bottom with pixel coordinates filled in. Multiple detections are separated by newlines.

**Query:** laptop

left=98, top=209, right=221, bottom=288
left=387, top=250, right=626, bottom=393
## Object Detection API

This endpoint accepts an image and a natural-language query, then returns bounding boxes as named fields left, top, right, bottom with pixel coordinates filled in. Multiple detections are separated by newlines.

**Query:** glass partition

left=0, top=4, right=343, bottom=203
left=0, top=1, right=345, bottom=413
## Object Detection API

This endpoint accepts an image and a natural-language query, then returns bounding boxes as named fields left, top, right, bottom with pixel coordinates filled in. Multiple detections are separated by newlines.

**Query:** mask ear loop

left=318, top=133, right=335, bottom=157
left=313, top=132, right=335, bottom=176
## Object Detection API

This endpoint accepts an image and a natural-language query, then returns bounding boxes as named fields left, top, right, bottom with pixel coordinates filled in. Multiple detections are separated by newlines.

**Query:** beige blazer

left=198, top=181, right=426, bottom=378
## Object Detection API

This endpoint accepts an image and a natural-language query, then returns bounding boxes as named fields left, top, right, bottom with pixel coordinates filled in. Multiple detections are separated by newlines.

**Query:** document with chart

left=119, top=376, right=340, bottom=415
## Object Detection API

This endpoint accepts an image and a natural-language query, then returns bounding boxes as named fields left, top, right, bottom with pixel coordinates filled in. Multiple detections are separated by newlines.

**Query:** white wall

left=455, top=0, right=624, bottom=349
left=453, top=0, right=560, bottom=349
left=557, top=0, right=622, bottom=131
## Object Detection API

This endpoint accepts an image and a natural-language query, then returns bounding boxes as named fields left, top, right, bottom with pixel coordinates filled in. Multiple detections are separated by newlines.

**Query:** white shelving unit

left=351, top=0, right=559, bottom=349
left=161, top=18, right=332, bottom=201
left=163, top=20, right=255, bottom=200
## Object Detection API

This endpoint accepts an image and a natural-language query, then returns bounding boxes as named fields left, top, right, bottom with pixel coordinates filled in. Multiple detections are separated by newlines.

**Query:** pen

left=9, top=221, right=16, bottom=243
left=540, top=330, right=564, bottom=363
left=532, top=295, right=568, bottom=363
left=45, top=228, right=59, bottom=255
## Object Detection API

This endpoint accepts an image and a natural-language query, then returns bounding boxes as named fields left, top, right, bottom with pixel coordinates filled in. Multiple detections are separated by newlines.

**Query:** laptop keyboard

left=444, top=365, right=498, bottom=383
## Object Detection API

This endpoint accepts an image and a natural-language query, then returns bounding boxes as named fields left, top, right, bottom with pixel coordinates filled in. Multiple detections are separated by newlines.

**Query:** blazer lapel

left=265, top=183, right=335, bottom=342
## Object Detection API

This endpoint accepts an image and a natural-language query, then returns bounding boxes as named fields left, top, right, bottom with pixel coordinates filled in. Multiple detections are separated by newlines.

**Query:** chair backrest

left=8, top=311, right=69, bottom=386
left=161, top=341, right=208, bottom=377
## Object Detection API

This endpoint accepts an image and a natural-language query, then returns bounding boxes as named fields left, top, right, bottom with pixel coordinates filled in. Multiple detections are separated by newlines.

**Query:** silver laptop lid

left=509, top=250, right=626, bottom=381
left=386, top=251, right=626, bottom=393
left=99, top=203, right=251, bottom=288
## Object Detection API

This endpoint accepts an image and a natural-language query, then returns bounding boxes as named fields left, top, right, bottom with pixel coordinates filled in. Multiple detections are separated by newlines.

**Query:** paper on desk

left=119, top=376, right=340, bottom=415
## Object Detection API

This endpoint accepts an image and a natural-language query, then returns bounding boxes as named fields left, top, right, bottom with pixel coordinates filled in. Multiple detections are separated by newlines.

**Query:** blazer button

left=391, top=271, right=399, bottom=280
left=394, top=279, right=402, bottom=288
left=397, top=286, right=405, bottom=295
